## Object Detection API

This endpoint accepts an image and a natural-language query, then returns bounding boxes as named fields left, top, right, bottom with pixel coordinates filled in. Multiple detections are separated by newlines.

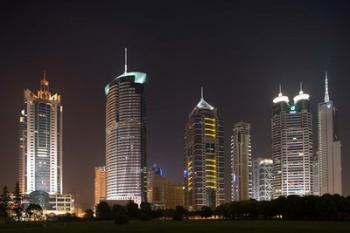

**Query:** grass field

left=1, top=220, right=350, bottom=233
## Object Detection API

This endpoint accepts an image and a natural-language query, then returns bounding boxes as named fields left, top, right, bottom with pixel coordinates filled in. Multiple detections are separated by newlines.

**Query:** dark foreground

left=1, top=220, right=350, bottom=233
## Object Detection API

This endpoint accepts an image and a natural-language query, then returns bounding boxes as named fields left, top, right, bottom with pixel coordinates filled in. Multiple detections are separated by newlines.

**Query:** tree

left=96, top=201, right=111, bottom=219
left=303, top=195, right=320, bottom=220
left=83, top=209, right=94, bottom=219
left=140, top=202, right=152, bottom=214
left=200, top=206, right=213, bottom=218
left=215, top=203, right=232, bottom=220
left=1, top=186, right=10, bottom=223
left=257, top=201, right=273, bottom=219
left=26, top=204, right=43, bottom=221
left=139, top=202, right=152, bottom=220
left=0, top=205, right=6, bottom=224
left=319, top=194, right=337, bottom=220
left=173, top=206, right=187, bottom=221
left=271, top=196, right=288, bottom=219
left=13, top=182, right=23, bottom=222
left=126, top=201, right=139, bottom=219
left=112, top=205, right=129, bottom=224
left=285, top=195, right=303, bottom=220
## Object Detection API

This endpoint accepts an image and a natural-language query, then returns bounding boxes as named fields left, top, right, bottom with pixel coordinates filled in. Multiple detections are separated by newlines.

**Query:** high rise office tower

left=252, top=158, right=273, bottom=201
left=105, top=49, right=148, bottom=205
left=184, top=88, right=225, bottom=211
left=19, top=74, right=63, bottom=195
left=231, top=122, right=252, bottom=201
left=94, top=166, right=106, bottom=206
left=272, top=84, right=313, bottom=198
left=318, top=73, right=342, bottom=195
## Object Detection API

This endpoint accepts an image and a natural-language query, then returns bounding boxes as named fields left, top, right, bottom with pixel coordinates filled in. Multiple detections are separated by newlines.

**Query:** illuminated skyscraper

left=105, top=49, right=148, bottom=205
left=184, top=88, right=225, bottom=211
left=252, top=158, right=273, bottom=201
left=317, top=73, right=342, bottom=195
left=272, top=84, right=313, bottom=198
left=19, top=74, right=63, bottom=194
left=231, top=122, right=252, bottom=201
left=94, top=166, right=106, bottom=206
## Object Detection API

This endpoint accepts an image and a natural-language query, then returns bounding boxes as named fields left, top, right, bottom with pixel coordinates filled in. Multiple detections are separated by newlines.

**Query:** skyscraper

left=105, top=49, right=148, bottom=205
left=94, top=166, right=106, bottom=206
left=272, top=84, right=313, bottom=198
left=252, top=158, right=273, bottom=201
left=231, top=122, right=252, bottom=201
left=19, top=74, right=63, bottom=195
left=184, top=88, right=225, bottom=211
left=318, top=73, right=342, bottom=195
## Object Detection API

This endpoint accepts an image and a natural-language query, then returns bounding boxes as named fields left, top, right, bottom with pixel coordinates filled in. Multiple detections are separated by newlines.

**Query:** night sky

left=1, top=1, right=350, bottom=208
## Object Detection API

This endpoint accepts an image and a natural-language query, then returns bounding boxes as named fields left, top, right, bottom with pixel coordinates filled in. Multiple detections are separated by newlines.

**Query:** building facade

left=105, top=49, right=148, bottom=205
left=147, top=164, right=168, bottom=209
left=231, top=122, right=252, bottom=201
left=19, top=76, right=63, bottom=195
left=272, top=85, right=313, bottom=198
left=184, top=88, right=225, bottom=211
left=167, top=184, right=185, bottom=209
left=94, top=166, right=106, bottom=206
left=252, top=158, right=273, bottom=201
left=22, top=191, right=74, bottom=216
left=146, top=164, right=185, bottom=209
left=317, top=74, right=342, bottom=195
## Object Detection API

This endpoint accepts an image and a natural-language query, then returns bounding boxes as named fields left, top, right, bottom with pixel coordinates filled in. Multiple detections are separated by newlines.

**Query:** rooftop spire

left=324, top=71, right=330, bottom=102
left=273, top=83, right=290, bottom=104
left=43, top=70, right=47, bottom=81
left=299, top=82, right=303, bottom=94
left=278, top=83, right=282, bottom=96
left=124, top=48, right=128, bottom=74
left=194, top=86, right=214, bottom=111
left=40, top=70, right=49, bottom=92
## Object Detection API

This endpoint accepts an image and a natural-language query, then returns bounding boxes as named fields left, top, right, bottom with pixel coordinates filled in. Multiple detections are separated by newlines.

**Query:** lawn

left=1, top=220, right=350, bottom=233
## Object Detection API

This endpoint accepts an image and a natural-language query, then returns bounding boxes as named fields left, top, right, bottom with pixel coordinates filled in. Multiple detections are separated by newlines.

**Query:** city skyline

left=1, top=1, right=350, bottom=208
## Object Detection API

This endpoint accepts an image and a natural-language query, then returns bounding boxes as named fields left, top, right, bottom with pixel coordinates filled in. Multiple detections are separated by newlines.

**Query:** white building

left=317, top=73, right=342, bottom=195
left=252, top=158, right=273, bottom=201
left=105, top=49, right=148, bottom=205
left=19, top=75, right=63, bottom=195
left=272, top=84, right=313, bottom=198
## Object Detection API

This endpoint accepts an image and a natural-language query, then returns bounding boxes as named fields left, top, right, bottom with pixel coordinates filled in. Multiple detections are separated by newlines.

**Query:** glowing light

left=273, top=95, right=289, bottom=104
left=117, top=71, right=147, bottom=84
left=104, top=84, right=110, bottom=96
left=293, top=89, right=310, bottom=103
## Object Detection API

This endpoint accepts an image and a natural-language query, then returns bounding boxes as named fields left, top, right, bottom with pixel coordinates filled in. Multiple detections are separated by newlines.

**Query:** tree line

left=0, top=183, right=43, bottom=223
left=2, top=183, right=350, bottom=224
left=95, top=194, right=350, bottom=223
left=215, top=194, right=350, bottom=220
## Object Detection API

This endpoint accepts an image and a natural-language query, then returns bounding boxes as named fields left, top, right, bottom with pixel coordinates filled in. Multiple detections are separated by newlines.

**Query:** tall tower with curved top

left=105, top=49, right=148, bottom=205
